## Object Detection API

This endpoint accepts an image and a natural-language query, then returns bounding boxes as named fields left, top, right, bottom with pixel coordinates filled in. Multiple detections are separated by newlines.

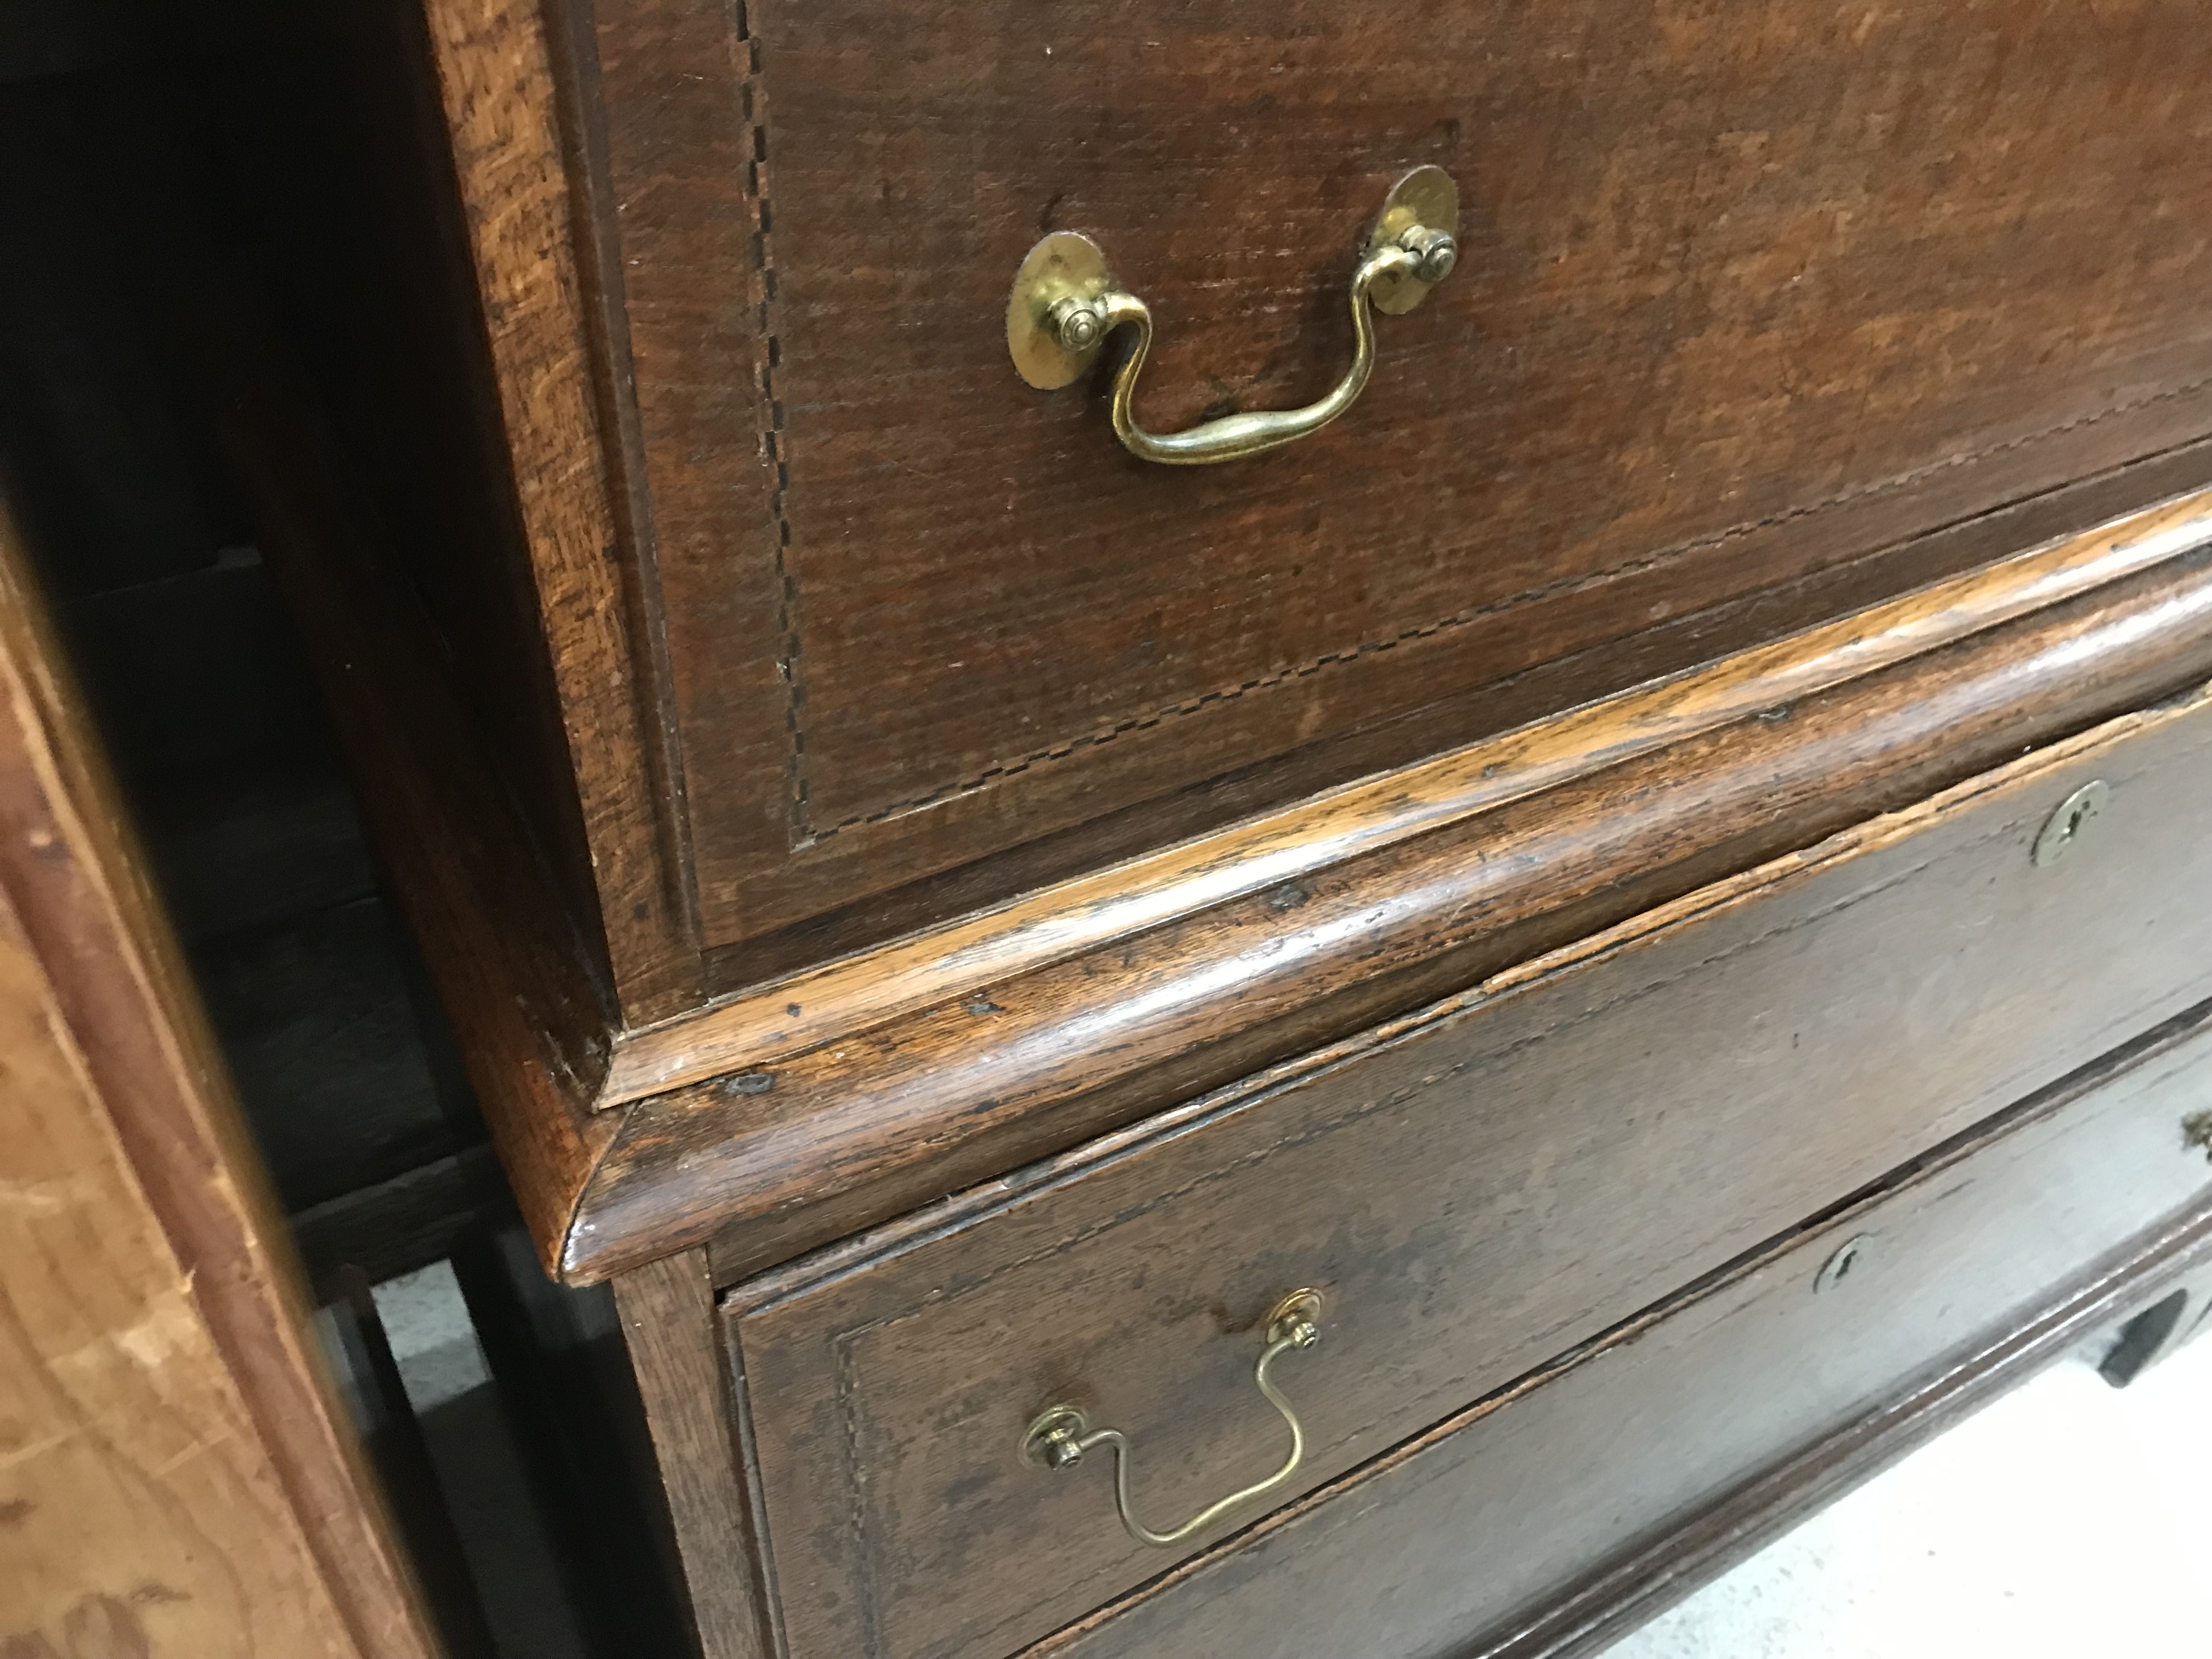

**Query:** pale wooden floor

left=1606, top=1327, right=2212, bottom=1658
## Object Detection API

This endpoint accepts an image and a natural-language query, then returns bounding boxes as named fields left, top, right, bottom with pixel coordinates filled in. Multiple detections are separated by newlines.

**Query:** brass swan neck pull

left=1022, top=1290, right=1324, bottom=1548
left=1008, top=168, right=1459, bottom=465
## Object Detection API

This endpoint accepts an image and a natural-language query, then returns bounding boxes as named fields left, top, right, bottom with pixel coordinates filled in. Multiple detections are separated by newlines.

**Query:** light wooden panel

left=0, top=506, right=439, bottom=1658
left=0, top=881, right=362, bottom=1654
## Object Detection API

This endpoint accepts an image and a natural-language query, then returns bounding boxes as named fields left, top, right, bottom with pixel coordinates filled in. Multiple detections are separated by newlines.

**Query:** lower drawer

left=1028, top=1005, right=2212, bottom=1659
left=720, top=688, right=2212, bottom=1659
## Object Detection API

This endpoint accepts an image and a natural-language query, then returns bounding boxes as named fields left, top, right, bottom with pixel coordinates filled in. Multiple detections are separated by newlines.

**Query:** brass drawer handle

left=1008, top=168, right=1459, bottom=465
left=1022, top=1289, right=1323, bottom=1548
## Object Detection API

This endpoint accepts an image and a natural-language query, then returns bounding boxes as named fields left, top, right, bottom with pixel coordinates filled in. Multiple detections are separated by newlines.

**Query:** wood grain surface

left=227, top=255, right=2212, bottom=1284
left=716, top=697, right=2212, bottom=1659
left=577, top=543, right=2212, bottom=1284
left=415, top=0, right=700, bottom=1017
left=0, top=509, right=437, bottom=1657
left=1024, top=1009, right=2212, bottom=1659
left=212, top=331, right=623, bottom=1293
left=579, top=0, right=2212, bottom=952
left=304, top=0, right=2212, bottom=1280
left=697, top=434, right=2212, bottom=993
left=0, top=879, right=368, bottom=1658
left=610, top=1252, right=771, bottom=1659
left=603, top=488, right=2212, bottom=1105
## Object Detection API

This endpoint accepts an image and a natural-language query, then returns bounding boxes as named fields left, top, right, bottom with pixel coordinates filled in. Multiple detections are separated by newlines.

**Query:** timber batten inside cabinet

left=226, top=0, right=2212, bottom=1654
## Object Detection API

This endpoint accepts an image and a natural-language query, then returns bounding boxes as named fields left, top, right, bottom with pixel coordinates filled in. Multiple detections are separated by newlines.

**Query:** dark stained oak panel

left=1028, top=1011, right=2212, bottom=1659
left=588, top=0, right=2212, bottom=950
left=718, top=687, right=2212, bottom=1659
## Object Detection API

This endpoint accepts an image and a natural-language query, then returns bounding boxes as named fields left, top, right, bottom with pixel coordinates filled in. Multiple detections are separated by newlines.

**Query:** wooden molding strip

left=603, top=488, right=2212, bottom=1107
left=221, top=295, right=2212, bottom=1290
left=565, top=537, right=2212, bottom=1283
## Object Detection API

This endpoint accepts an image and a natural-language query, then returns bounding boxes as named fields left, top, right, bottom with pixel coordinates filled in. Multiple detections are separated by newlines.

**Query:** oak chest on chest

left=236, top=1, right=2212, bottom=1652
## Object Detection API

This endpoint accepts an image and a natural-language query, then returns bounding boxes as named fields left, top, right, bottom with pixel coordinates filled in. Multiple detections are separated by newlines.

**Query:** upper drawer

left=570, top=0, right=2212, bottom=949
left=723, top=684, right=2212, bottom=1659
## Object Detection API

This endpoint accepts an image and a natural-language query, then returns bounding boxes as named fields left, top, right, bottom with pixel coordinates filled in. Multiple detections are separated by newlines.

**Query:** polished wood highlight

left=603, top=489, right=2212, bottom=1105
left=0, top=509, right=437, bottom=1659
left=584, top=545, right=2212, bottom=1284
left=1030, top=1008, right=2212, bottom=1659
left=716, top=701, right=2212, bottom=1659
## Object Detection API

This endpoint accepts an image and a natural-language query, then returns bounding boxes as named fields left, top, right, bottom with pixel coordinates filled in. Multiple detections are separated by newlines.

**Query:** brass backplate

left=1022, top=1403, right=1094, bottom=1465
left=1007, top=231, right=1114, bottom=389
left=1264, top=1288, right=1325, bottom=1342
left=1366, top=164, right=1460, bottom=315
left=2031, top=778, right=2110, bottom=867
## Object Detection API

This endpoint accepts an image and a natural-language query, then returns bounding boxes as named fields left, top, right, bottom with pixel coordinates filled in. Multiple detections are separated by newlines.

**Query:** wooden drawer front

left=1034, top=1006, right=2212, bottom=1659
left=723, top=693, right=2212, bottom=1659
left=586, top=0, right=2212, bottom=947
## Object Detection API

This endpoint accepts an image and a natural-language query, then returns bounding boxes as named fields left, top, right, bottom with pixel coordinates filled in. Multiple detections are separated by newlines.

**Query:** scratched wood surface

left=0, top=508, right=437, bottom=1659
left=0, top=883, right=362, bottom=1658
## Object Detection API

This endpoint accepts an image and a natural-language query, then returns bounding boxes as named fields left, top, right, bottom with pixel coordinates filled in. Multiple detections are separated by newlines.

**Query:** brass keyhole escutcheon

left=1814, top=1234, right=1872, bottom=1294
left=2032, top=779, right=2109, bottom=867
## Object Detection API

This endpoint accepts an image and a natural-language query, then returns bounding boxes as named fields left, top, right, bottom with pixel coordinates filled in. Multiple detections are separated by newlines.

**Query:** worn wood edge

left=571, top=564, right=2212, bottom=1286
left=208, top=321, right=622, bottom=1286
left=1015, top=1002, right=2212, bottom=1659
left=415, top=0, right=701, bottom=1017
left=638, top=600, right=2212, bottom=1291
left=0, top=507, right=443, bottom=1657
left=714, top=693, right=2212, bottom=1319
left=538, top=0, right=707, bottom=962
left=611, top=1251, right=772, bottom=1659
left=603, top=486, right=2212, bottom=1104
left=219, top=206, right=2212, bottom=1289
